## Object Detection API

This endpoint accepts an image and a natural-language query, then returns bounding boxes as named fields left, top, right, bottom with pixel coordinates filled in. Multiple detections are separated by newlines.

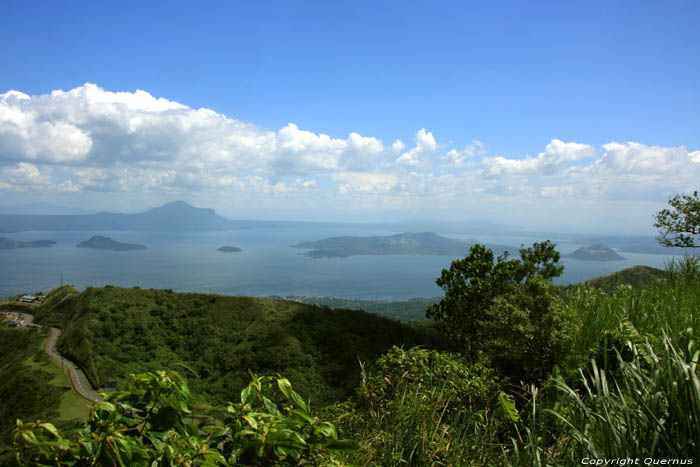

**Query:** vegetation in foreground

left=3, top=191, right=700, bottom=464
left=0, top=327, right=91, bottom=443
left=3, top=251, right=698, bottom=465
left=26, top=284, right=441, bottom=409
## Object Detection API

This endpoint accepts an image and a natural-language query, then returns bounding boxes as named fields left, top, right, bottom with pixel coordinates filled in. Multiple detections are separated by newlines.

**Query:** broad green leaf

left=241, top=385, right=254, bottom=405
left=242, top=415, right=258, bottom=430
left=277, top=377, right=293, bottom=400
left=313, top=422, right=336, bottom=438
left=289, top=390, right=308, bottom=413
left=37, top=422, right=60, bottom=438
left=289, top=408, right=314, bottom=424
left=496, top=391, right=520, bottom=422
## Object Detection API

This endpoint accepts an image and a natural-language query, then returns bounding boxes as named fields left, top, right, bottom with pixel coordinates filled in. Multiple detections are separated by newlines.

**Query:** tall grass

left=344, top=381, right=525, bottom=466
left=665, top=255, right=700, bottom=286
left=566, top=259, right=700, bottom=370
left=544, top=333, right=700, bottom=459
left=341, top=267, right=700, bottom=465
left=501, top=268, right=700, bottom=464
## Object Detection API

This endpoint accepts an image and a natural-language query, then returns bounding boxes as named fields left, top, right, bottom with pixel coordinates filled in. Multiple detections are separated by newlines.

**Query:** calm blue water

left=0, top=226, right=680, bottom=300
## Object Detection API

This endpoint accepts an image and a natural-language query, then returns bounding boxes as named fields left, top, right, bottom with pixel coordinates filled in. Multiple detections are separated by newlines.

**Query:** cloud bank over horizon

left=1, top=83, right=698, bottom=230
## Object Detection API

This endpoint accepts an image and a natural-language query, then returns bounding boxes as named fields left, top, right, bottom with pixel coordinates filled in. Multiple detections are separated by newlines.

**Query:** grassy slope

left=0, top=326, right=90, bottom=442
left=3, top=264, right=699, bottom=463
left=32, top=285, right=442, bottom=408
left=583, top=264, right=665, bottom=289
left=285, top=296, right=439, bottom=322
left=21, top=332, right=92, bottom=422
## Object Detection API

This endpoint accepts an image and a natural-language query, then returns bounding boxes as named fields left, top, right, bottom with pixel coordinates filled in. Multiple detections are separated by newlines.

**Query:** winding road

left=44, top=327, right=103, bottom=403
left=3, top=309, right=103, bottom=403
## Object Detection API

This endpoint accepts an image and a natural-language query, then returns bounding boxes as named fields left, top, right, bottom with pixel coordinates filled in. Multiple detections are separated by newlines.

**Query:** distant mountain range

left=292, top=232, right=513, bottom=258
left=0, top=202, right=96, bottom=215
left=0, top=201, right=236, bottom=232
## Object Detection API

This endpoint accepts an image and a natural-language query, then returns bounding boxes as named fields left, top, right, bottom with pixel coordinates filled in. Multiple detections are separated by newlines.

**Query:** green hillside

left=583, top=264, right=665, bottom=289
left=4, top=252, right=700, bottom=465
left=0, top=327, right=90, bottom=442
left=31, top=285, right=441, bottom=408
left=285, top=295, right=439, bottom=322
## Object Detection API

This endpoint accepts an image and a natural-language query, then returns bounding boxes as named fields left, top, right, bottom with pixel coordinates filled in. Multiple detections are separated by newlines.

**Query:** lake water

left=0, top=225, right=680, bottom=300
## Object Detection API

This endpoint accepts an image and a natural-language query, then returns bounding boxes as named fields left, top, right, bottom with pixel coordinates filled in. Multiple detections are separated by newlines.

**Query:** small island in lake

left=0, top=237, right=56, bottom=249
left=291, top=232, right=510, bottom=258
left=564, top=244, right=626, bottom=261
left=217, top=246, right=242, bottom=253
left=76, top=235, right=146, bottom=251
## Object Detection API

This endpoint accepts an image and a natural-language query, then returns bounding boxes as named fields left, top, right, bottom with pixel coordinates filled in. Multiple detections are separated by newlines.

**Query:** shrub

left=427, top=242, right=577, bottom=383
left=6, top=369, right=354, bottom=466
left=335, top=347, right=506, bottom=466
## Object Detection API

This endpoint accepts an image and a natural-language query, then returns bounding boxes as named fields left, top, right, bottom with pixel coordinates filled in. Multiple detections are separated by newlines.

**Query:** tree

left=426, top=241, right=574, bottom=382
left=654, top=190, right=700, bottom=248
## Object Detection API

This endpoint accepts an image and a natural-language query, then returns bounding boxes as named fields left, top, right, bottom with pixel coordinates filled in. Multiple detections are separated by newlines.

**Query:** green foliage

left=582, top=265, right=665, bottom=290
left=546, top=332, right=700, bottom=460
left=7, top=369, right=353, bottom=466
left=288, top=296, right=440, bottom=322
left=665, top=254, right=700, bottom=285
left=654, top=190, right=700, bottom=248
left=0, top=328, right=64, bottom=441
left=6, top=238, right=700, bottom=465
left=565, top=269, right=700, bottom=372
left=223, top=373, right=356, bottom=465
left=426, top=241, right=573, bottom=382
left=33, top=285, right=438, bottom=408
left=355, top=346, right=498, bottom=416
left=329, top=347, right=510, bottom=466
left=35, top=285, right=80, bottom=317
left=517, top=240, right=565, bottom=281
left=484, top=276, right=577, bottom=383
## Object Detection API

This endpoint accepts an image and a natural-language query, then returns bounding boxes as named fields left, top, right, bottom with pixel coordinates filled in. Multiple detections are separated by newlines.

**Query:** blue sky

left=1, top=1, right=699, bottom=232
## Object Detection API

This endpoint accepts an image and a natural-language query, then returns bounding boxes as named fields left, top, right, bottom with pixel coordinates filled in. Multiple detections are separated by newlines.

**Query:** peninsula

left=0, top=237, right=56, bottom=249
left=564, top=244, right=626, bottom=261
left=292, top=232, right=511, bottom=258
left=76, top=235, right=146, bottom=251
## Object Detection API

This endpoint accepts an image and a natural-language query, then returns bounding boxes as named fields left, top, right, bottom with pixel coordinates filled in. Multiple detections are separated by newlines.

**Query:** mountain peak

left=159, top=200, right=196, bottom=210
left=146, top=201, right=214, bottom=215
left=565, top=244, right=626, bottom=261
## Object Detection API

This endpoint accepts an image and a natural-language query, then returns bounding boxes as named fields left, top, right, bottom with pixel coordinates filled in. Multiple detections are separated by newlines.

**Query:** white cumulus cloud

left=483, top=139, right=594, bottom=176
left=0, top=83, right=389, bottom=179
left=1, top=162, right=52, bottom=191
left=332, top=172, right=399, bottom=194
left=442, top=140, right=485, bottom=168
left=1, top=83, right=699, bottom=227
left=395, top=129, right=437, bottom=168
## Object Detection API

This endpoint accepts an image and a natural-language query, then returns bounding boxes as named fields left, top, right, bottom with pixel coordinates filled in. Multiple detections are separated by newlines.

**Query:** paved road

left=4, top=309, right=102, bottom=402
left=44, top=327, right=103, bottom=403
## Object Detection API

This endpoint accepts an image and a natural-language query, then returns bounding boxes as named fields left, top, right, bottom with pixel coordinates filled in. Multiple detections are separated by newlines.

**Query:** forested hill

left=292, top=231, right=513, bottom=258
left=583, top=265, right=665, bottom=289
left=32, top=285, right=441, bottom=407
